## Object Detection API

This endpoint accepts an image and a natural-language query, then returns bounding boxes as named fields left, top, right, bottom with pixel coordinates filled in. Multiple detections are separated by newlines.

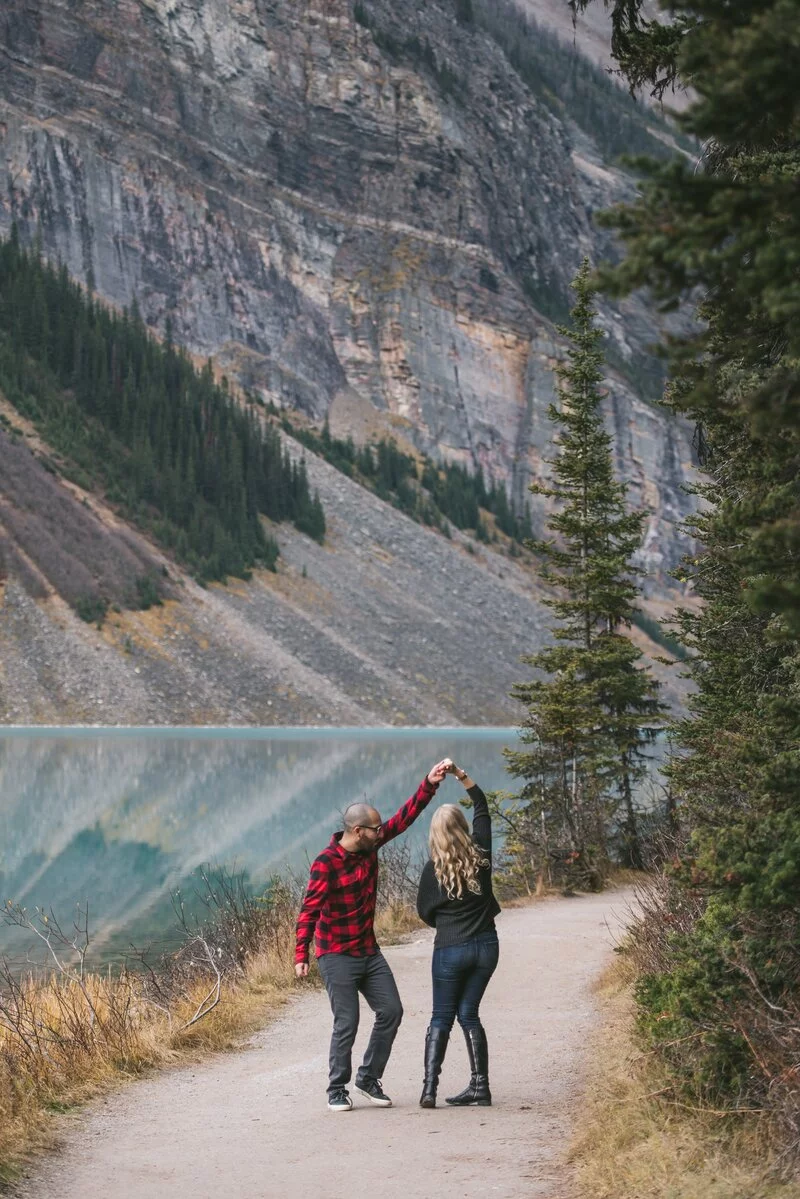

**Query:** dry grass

left=570, top=958, right=800, bottom=1199
left=374, top=902, right=425, bottom=941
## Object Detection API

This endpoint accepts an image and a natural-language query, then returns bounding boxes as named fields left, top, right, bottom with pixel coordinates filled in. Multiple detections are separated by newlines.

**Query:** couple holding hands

left=294, top=757, right=500, bottom=1110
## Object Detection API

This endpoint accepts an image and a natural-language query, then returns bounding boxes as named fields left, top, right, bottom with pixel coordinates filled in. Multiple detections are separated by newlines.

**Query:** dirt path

left=16, top=890, right=633, bottom=1199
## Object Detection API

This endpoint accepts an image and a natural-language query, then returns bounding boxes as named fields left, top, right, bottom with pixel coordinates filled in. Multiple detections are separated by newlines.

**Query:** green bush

left=75, top=594, right=108, bottom=626
left=135, top=574, right=162, bottom=610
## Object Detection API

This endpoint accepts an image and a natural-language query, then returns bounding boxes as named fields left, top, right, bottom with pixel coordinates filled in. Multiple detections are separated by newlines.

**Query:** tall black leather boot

left=419, top=1026, right=450, bottom=1108
left=445, top=1025, right=491, bottom=1106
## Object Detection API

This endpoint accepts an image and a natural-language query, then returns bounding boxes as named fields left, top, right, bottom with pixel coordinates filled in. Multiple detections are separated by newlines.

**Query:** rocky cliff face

left=0, top=0, right=696, bottom=593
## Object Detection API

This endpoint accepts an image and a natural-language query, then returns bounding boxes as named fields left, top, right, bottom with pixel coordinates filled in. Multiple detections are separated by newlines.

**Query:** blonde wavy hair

left=429, top=805, right=489, bottom=900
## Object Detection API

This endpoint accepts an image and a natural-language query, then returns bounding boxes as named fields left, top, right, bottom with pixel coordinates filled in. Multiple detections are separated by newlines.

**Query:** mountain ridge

left=0, top=0, right=694, bottom=724
left=0, top=0, right=697, bottom=578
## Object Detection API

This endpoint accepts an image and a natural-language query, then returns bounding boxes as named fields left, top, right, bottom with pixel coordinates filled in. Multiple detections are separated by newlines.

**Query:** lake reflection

left=0, top=728, right=516, bottom=966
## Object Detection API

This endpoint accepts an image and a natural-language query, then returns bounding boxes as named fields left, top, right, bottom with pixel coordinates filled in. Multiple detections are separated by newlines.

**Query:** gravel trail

left=16, top=890, right=632, bottom=1199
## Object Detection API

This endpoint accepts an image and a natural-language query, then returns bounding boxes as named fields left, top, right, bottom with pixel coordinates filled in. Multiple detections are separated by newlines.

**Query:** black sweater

left=416, top=785, right=501, bottom=948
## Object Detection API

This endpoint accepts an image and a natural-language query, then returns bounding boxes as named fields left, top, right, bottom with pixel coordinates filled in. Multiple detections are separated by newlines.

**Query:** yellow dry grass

left=374, top=902, right=425, bottom=942
left=570, top=958, right=800, bottom=1199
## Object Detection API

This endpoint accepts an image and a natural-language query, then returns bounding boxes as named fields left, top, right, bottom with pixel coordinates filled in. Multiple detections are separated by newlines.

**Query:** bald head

left=343, top=802, right=381, bottom=831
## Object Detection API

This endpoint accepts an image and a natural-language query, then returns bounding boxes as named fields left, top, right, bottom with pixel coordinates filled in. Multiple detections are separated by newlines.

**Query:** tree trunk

left=621, top=753, right=644, bottom=870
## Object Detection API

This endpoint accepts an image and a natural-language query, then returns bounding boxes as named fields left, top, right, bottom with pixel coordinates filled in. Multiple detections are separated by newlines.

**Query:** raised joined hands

left=427, top=758, right=454, bottom=785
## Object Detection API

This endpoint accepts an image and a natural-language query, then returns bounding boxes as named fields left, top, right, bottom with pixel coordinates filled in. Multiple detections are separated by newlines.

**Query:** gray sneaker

left=354, top=1079, right=392, bottom=1107
left=327, top=1087, right=353, bottom=1112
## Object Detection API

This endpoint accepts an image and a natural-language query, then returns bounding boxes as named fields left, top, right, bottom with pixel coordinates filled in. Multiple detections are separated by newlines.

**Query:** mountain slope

left=0, top=397, right=687, bottom=725
left=0, top=0, right=696, bottom=589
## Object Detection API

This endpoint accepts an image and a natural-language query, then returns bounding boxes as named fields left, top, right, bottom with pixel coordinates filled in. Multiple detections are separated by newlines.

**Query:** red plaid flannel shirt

left=294, top=775, right=438, bottom=965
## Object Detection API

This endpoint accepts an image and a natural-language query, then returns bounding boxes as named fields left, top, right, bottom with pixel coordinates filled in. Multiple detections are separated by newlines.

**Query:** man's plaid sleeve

left=380, top=775, right=438, bottom=846
left=295, top=854, right=331, bottom=964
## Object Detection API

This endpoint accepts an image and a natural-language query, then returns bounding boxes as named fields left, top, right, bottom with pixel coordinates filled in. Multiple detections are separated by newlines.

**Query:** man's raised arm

left=379, top=758, right=452, bottom=846
left=294, top=854, right=331, bottom=977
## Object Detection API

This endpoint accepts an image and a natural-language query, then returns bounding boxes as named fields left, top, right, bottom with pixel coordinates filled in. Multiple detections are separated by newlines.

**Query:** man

left=295, top=758, right=452, bottom=1111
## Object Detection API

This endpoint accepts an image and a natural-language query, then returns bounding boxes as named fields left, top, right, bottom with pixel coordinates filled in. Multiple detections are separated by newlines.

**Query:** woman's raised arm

left=453, top=766, right=491, bottom=854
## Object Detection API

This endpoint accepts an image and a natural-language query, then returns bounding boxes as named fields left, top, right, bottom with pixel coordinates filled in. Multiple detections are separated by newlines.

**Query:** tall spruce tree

left=506, top=261, right=664, bottom=885
left=571, top=0, right=800, bottom=1140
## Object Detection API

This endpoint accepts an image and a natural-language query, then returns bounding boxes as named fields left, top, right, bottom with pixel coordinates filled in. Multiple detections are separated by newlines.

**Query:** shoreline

left=0, top=724, right=518, bottom=735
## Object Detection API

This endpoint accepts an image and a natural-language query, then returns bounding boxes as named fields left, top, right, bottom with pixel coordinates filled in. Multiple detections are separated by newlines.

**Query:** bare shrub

left=722, top=913, right=800, bottom=1173
left=624, top=868, right=703, bottom=978
left=488, top=793, right=607, bottom=897
left=377, top=840, right=421, bottom=910
left=375, top=841, right=426, bottom=940
left=131, top=867, right=303, bottom=1025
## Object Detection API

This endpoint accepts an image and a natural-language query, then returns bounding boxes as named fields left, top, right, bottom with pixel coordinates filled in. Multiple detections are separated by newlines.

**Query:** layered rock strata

left=0, top=0, right=695, bottom=595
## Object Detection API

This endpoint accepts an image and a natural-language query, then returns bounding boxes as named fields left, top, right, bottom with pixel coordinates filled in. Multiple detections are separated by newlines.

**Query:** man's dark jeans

left=430, top=930, right=499, bottom=1031
left=317, top=951, right=403, bottom=1094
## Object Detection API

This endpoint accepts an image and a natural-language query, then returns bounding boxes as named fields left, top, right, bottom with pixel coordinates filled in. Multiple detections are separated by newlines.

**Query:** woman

left=416, top=763, right=500, bottom=1108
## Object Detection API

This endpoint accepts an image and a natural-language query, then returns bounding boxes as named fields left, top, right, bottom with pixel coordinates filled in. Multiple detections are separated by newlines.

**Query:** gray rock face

left=0, top=0, right=696, bottom=592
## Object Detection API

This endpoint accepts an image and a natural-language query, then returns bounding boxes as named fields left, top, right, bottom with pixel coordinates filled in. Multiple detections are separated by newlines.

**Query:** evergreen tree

left=506, top=261, right=664, bottom=883
left=0, top=234, right=324, bottom=595
left=572, top=0, right=800, bottom=1138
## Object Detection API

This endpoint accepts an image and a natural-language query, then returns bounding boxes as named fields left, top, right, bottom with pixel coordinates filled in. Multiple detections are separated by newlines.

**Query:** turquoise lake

left=0, top=727, right=519, bottom=967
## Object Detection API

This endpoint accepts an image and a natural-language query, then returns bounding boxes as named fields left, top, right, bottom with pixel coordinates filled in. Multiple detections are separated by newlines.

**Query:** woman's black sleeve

left=416, top=862, right=438, bottom=927
left=469, top=785, right=492, bottom=854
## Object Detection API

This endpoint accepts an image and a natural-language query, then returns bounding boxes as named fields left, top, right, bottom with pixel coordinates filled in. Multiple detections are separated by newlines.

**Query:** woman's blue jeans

left=430, top=930, right=499, bottom=1032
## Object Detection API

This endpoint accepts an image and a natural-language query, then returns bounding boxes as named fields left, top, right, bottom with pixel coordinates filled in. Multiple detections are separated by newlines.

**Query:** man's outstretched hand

left=427, top=758, right=454, bottom=785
